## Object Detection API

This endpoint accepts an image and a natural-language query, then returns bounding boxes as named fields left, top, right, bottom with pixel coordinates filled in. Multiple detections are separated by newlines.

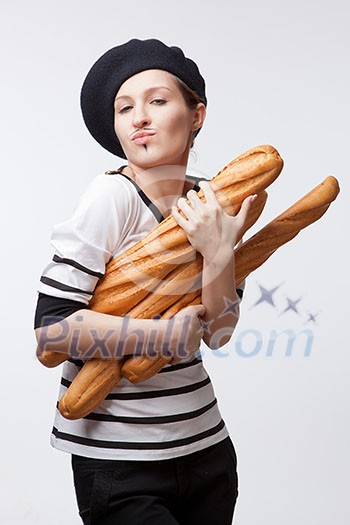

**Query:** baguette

left=44, top=145, right=284, bottom=420
left=58, top=174, right=340, bottom=418
left=234, top=176, right=340, bottom=285
left=87, top=145, right=282, bottom=315
left=123, top=191, right=268, bottom=319
left=119, top=193, right=268, bottom=381
left=122, top=176, right=340, bottom=383
left=59, top=359, right=124, bottom=420
left=38, top=145, right=278, bottom=369
left=36, top=190, right=267, bottom=369
left=120, top=295, right=203, bottom=384
left=36, top=346, right=68, bottom=368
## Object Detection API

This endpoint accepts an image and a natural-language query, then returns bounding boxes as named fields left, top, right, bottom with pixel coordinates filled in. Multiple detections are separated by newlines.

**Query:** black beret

left=80, top=38, right=207, bottom=158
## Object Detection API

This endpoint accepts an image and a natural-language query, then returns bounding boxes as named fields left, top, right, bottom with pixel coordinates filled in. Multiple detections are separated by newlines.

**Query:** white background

left=1, top=0, right=348, bottom=523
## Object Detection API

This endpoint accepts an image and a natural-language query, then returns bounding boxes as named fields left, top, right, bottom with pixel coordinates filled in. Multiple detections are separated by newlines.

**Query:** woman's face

left=114, top=69, right=205, bottom=169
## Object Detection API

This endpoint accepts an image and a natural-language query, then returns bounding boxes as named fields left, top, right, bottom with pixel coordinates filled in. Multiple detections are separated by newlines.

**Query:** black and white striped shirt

left=35, top=168, right=241, bottom=460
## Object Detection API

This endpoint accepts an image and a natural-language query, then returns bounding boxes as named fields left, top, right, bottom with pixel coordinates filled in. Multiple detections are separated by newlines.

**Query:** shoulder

left=72, top=173, right=138, bottom=222
left=81, top=173, right=136, bottom=205
left=51, top=173, right=138, bottom=249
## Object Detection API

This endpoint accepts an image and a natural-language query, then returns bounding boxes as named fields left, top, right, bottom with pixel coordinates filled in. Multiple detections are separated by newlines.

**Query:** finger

left=178, top=304, right=206, bottom=318
left=198, top=180, right=219, bottom=206
left=191, top=304, right=206, bottom=316
left=234, top=195, right=256, bottom=232
left=235, top=195, right=257, bottom=226
left=186, top=189, right=202, bottom=209
left=176, top=196, right=197, bottom=219
left=171, top=204, right=189, bottom=227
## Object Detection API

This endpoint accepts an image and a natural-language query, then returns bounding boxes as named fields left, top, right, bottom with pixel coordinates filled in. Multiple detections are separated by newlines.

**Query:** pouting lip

left=131, top=131, right=156, bottom=141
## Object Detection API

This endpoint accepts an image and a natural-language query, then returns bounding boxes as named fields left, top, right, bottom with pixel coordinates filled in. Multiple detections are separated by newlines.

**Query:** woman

left=34, top=38, right=254, bottom=525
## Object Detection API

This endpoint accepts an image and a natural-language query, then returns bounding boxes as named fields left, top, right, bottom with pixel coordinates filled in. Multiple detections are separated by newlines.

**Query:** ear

left=192, top=103, right=206, bottom=131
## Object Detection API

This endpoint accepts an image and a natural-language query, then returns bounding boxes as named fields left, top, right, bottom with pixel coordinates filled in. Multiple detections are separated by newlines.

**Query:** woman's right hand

left=167, top=304, right=206, bottom=364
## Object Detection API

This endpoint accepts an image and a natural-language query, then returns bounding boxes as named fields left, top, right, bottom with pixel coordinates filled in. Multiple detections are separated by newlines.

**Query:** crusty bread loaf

left=38, top=145, right=277, bottom=370
left=122, top=176, right=340, bottom=383
left=37, top=188, right=268, bottom=371
left=54, top=145, right=283, bottom=419
left=120, top=295, right=203, bottom=384
left=57, top=174, right=339, bottom=418
left=36, top=346, right=68, bottom=368
left=234, top=176, right=340, bottom=285
left=87, top=145, right=282, bottom=316
left=58, top=359, right=124, bottom=420
left=124, top=191, right=268, bottom=320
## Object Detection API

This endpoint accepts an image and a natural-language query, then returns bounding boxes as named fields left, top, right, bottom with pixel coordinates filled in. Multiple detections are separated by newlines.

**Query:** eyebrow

left=115, top=86, right=174, bottom=102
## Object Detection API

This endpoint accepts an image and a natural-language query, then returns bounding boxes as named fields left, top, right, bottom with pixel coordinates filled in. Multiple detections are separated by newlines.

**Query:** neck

left=122, top=163, right=188, bottom=218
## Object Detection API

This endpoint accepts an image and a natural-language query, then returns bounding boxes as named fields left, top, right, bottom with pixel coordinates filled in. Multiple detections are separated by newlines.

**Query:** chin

left=128, top=148, right=183, bottom=169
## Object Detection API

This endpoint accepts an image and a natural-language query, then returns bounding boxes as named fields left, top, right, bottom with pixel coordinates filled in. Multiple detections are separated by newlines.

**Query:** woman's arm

left=200, top=250, right=240, bottom=349
left=35, top=303, right=205, bottom=362
left=172, top=180, right=255, bottom=350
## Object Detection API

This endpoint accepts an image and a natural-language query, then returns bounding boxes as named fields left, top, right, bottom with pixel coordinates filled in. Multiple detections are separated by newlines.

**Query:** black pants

left=71, top=437, right=239, bottom=525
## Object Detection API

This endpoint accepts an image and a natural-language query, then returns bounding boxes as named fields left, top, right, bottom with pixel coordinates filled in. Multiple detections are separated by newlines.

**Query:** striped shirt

left=36, top=167, right=241, bottom=460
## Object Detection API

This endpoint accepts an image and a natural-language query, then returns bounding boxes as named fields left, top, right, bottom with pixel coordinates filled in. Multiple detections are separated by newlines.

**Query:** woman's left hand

left=172, top=180, right=256, bottom=262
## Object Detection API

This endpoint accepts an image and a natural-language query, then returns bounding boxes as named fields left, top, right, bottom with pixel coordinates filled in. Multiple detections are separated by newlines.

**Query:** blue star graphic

left=280, top=296, right=304, bottom=316
left=252, top=282, right=283, bottom=309
left=221, top=296, right=240, bottom=318
left=304, top=311, right=321, bottom=325
left=199, top=317, right=215, bottom=335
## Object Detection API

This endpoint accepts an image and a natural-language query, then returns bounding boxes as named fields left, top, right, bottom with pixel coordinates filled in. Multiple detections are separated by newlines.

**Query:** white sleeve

left=38, top=174, right=131, bottom=303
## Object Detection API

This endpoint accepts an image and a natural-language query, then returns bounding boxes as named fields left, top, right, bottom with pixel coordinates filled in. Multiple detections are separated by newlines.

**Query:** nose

left=132, top=103, right=151, bottom=129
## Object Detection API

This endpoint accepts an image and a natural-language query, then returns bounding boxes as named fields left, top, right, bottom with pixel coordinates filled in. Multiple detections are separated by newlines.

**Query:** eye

left=152, top=99, right=166, bottom=105
left=118, top=105, right=132, bottom=114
